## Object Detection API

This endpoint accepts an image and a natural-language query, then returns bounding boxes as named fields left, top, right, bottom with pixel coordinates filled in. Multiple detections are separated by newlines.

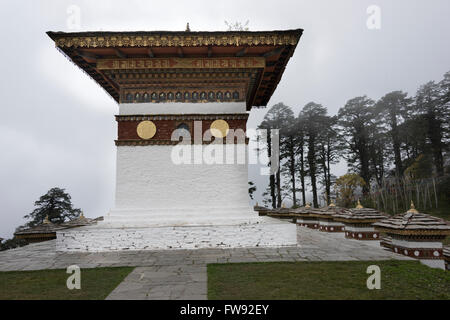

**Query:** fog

left=1, top=0, right=449, bottom=239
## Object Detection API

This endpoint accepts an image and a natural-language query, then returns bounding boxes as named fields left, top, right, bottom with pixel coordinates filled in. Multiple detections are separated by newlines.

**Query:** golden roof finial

left=281, top=203, right=286, bottom=208
left=43, top=215, right=50, bottom=224
left=329, top=200, right=336, bottom=207
left=255, top=202, right=259, bottom=207
left=80, top=211, right=85, bottom=219
left=305, top=202, right=311, bottom=208
left=407, top=200, right=418, bottom=214
left=185, top=23, right=191, bottom=32
left=356, top=200, right=363, bottom=209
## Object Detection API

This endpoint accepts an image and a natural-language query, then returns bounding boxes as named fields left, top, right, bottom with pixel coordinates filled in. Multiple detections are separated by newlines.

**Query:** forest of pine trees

left=257, top=71, right=450, bottom=213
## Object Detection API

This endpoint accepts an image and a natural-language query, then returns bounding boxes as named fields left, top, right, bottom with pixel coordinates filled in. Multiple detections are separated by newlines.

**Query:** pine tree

left=317, top=115, right=340, bottom=204
left=259, top=103, right=295, bottom=208
left=280, top=116, right=299, bottom=206
left=337, top=96, right=376, bottom=193
left=248, top=181, right=257, bottom=200
left=300, top=102, right=328, bottom=207
left=415, top=81, right=446, bottom=176
left=375, top=91, right=412, bottom=177
left=296, top=115, right=308, bottom=206
left=22, top=187, right=81, bottom=228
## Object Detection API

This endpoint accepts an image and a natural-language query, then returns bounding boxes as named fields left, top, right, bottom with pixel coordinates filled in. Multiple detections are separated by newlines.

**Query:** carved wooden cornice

left=115, top=114, right=249, bottom=121
left=46, top=29, right=303, bottom=108
left=48, top=31, right=302, bottom=49
left=115, top=138, right=249, bottom=146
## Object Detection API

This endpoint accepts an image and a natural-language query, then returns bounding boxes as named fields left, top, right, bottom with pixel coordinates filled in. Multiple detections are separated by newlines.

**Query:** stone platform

left=56, top=216, right=297, bottom=252
left=0, top=226, right=413, bottom=300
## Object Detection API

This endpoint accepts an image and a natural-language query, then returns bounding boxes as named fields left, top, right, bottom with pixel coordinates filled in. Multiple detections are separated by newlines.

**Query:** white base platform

left=56, top=216, right=298, bottom=252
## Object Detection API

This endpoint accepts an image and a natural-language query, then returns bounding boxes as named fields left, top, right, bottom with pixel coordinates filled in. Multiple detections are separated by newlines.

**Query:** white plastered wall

left=107, top=101, right=254, bottom=226
left=119, top=101, right=247, bottom=115
left=57, top=101, right=299, bottom=250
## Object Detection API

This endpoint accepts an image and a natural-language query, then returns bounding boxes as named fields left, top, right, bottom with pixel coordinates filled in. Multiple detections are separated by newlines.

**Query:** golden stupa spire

left=80, top=211, right=85, bottom=219
left=281, top=203, right=286, bottom=208
left=356, top=199, right=363, bottom=209
left=43, top=215, right=50, bottom=224
left=185, top=23, right=191, bottom=32
left=329, top=200, right=336, bottom=207
left=305, top=202, right=311, bottom=208
left=407, top=200, right=418, bottom=214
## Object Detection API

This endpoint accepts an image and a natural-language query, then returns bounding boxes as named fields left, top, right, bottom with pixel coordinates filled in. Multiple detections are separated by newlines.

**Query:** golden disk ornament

left=136, top=120, right=157, bottom=140
left=210, top=119, right=229, bottom=138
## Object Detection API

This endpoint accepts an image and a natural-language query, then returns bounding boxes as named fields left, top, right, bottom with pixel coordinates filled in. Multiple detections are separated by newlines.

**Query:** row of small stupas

left=14, top=214, right=103, bottom=244
left=254, top=200, right=388, bottom=239
left=254, top=201, right=450, bottom=269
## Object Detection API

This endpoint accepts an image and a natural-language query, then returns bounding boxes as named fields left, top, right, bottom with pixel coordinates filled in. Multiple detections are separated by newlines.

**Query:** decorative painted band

left=98, top=57, right=266, bottom=70
left=121, top=88, right=247, bottom=104
left=334, top=218, right=383, bottom=224
left=52, top=33, right=301, bottom=49
left=15, top=233, right=56, bottom=239
left=345, top=231, right=380, bottom=240
left=117, top=118, right=247, bottom=141
left=115, top=138, right=250, bottom=146
left=375, top=227, right=450, bottom=236
left=318, top=225, right=344, bottom=233
left=116, top=114, right=249, bottom=121
left=387, top=233, right=448, bottom=241
left=392, top=246, right=443, bottom=260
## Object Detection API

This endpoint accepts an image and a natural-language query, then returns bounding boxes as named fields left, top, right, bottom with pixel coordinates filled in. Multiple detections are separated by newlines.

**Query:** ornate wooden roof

left=289, top=205, right=322, bottom=217
left=373, top=202, right=450, bottom=236
left=14, top=221, right=65, bottom=237
left=14, top=215, right=102, bottom=237
left=60, top=213, right=96, bottom=228
left=311, top=204, right=349, bottom=218
left=332, top=205, right=388, bottom=223
left=47, top=29, right=303, bottom=110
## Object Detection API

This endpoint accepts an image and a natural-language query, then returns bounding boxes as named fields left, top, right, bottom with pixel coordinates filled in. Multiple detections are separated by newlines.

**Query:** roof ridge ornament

left=329, top=200, right=336, bottom=207
left=185, top=23, right=191, bottom=32
left=43, top=215, right=50, bottom=224
left=305, top=202, right=311, bottom=208
left=407, top=200, right=419, bottom=214
left=356, top=199, right=363, bottom=209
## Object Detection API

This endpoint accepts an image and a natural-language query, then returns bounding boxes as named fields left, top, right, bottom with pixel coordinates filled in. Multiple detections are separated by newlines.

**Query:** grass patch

left=0, top=267, right=133, bottom=300
left=208, top=260, right=450, bottom=300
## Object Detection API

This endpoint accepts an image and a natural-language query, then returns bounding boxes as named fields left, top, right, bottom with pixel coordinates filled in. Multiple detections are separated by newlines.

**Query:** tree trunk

left=276, top=167, right=282, bottom=207
left=267, top=129, right=276, bottom=208
left=308, top=134, right=318, bottom=207
left=299, top=144, right=306, bottom=206
left=326, top=142, right=332, bottom=204
left=321, top=144, right=328, bottom=205
left=428, top=114, right=444, bottom=176
left=358, top=138, right=371, bottom=194
left=390, top=109, right=403, bottom=177
left=289, top=137, right=297, bottom=206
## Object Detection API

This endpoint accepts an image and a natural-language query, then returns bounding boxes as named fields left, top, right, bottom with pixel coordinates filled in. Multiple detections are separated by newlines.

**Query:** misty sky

left=1, top=0, right=449, bottom=239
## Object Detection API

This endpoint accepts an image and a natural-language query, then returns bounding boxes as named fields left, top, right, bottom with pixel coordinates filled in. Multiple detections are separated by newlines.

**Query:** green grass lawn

left=0, top=267, right=133, bottom=300
left=208, top=260, right=450, bottom=300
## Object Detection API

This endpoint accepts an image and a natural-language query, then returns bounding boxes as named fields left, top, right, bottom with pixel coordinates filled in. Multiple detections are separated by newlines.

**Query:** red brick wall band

left=118, top=119, right=247, bottom=141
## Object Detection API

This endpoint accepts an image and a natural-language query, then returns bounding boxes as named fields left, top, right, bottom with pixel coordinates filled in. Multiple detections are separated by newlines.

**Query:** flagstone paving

left=0, top=226, right=412, bottom=300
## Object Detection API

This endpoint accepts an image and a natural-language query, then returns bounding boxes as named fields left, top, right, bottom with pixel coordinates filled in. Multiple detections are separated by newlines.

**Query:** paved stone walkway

left=0, top=226, right=412, bottom=300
